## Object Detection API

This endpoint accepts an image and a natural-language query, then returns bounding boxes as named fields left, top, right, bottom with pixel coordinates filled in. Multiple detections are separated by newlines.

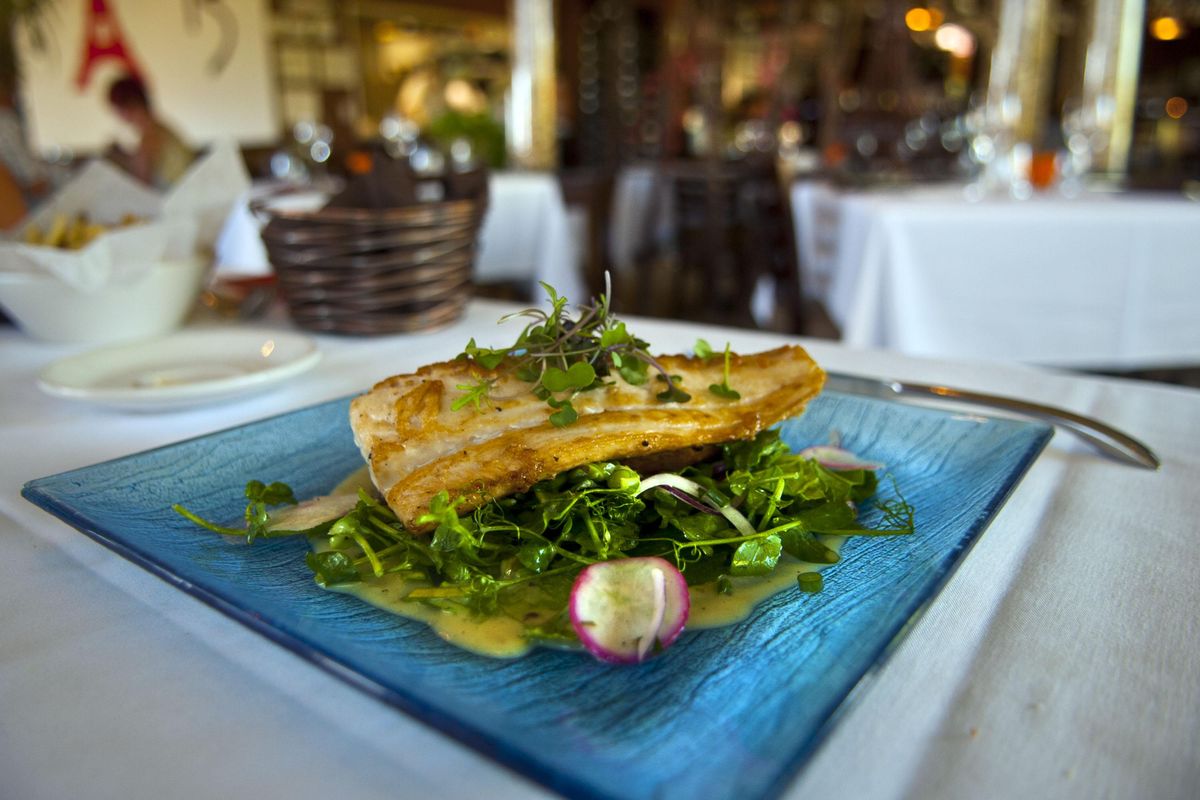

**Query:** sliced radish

left=267, top=493, right=360, bottom=534
left=569, top=556, right=690, bottom=663
left=799, top=445, right=884, bottom=471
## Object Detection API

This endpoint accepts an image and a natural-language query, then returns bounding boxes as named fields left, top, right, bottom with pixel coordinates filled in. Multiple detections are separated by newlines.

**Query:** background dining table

left=2, top=300, right=1197, bottom=800
left=790, top=181, right=1200, bottom=369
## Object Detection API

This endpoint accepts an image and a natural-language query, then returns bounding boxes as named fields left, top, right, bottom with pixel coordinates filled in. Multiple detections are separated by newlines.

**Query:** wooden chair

left=650, top=158, right=805, bottom=331
left=558, top=167, right=616, bottom=302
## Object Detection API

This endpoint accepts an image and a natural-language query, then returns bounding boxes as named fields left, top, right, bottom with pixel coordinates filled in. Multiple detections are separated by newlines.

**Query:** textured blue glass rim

left=763, top=411, right=1053, bottom=800
left=18, top=396, right=571, bottom=795
left=21, top=392, right=1053, bottom=800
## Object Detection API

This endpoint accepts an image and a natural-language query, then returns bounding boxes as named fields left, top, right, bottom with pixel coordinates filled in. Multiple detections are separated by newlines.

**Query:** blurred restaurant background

left=1, top=0, right=1197, bottom=376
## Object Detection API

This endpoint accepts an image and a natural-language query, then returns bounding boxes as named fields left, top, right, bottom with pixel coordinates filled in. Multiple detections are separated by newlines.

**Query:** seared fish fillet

left=349, top=345, right=825, bottom=531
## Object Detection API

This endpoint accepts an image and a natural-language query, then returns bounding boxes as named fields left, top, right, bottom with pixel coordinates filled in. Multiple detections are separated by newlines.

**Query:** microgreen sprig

left=694, top=338, right=741, bottom=400
left=457, top=282, right=686, bottom=426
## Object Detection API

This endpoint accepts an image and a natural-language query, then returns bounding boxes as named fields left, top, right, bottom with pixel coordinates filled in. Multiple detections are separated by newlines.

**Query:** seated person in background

left=106, top=74, right=195, bottom=189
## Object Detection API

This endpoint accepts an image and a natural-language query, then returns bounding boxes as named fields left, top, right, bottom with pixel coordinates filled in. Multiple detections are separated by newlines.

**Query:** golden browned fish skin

left=349, top=345, right=825, bottom=530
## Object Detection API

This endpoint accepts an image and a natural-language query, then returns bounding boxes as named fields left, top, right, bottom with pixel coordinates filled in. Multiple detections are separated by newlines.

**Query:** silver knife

left=824, top=372, right=1161, bottom=470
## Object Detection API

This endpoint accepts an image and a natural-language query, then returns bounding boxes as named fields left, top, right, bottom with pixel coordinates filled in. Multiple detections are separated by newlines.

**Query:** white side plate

left=38, top=328, right=321, bottom=411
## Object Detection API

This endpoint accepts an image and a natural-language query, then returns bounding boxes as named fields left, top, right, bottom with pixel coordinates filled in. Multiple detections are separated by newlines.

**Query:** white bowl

left=0, top=257, right=208, bottom=344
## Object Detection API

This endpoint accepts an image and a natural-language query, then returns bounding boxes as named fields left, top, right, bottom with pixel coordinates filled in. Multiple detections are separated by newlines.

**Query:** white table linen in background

left=791, top=183, right=1200, bottom=369
left=608, top=163, right=673, bottom=274
left=1, top=302, right=1197, bottom=800
left=215, top=171, right=584, bottom=303
left=470, top=172, right=583, bottom=302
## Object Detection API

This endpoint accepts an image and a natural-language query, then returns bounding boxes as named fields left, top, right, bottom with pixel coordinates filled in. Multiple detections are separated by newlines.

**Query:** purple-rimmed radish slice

left=799, top=445, right=884, bottom=471
left=570, top=556, right=690, bottom=663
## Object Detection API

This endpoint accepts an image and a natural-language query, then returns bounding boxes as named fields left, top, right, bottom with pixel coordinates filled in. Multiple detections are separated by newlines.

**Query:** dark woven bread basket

left=254, top=195, right=487, bottom=334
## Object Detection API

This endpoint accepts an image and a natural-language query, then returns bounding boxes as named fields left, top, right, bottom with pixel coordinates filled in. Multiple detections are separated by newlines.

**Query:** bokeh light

left=1150, top=16, right=1183, bottom=41
left=934, top=23, right=976, bottom=58
left=905, top=7, right=932, bottom=32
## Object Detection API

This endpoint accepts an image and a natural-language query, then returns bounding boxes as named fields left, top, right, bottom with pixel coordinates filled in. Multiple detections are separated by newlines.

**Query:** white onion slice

left=636, top=473, right=757, bottom=537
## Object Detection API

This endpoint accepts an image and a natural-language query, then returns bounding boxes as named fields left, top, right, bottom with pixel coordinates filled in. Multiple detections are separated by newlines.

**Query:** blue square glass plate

left=23, top=392, right=1051, bottom=800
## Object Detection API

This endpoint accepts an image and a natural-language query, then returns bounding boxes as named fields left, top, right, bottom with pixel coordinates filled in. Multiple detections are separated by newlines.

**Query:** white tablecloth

left=2, top=303, right=1198, bottom=799
left=792, top=182, right=1200, bottom=369
left=608, top=163, right=672, bottom=274
left=215, top=171, right=584, bottom=304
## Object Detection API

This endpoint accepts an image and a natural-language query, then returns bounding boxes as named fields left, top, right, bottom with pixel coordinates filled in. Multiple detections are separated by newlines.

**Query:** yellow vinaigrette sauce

left=323, top=468, right=845, bottom=658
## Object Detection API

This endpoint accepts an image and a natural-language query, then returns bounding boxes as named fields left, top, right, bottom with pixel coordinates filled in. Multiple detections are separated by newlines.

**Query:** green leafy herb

left=172, top=480, right=300, bottom=542
left=731, top=534, right=782, bottom=576
left=653, top=372, right=691, bottom=403
left=455, top=282, right=685, bottom=425
left=452, top=377, right=495, bottom=413
left=247, top=480, right=297, bottom=506
left=547, top=400, right=579, bottom=427
left=306, top=550, right=361, bottom=585
left=708, top=342, right=741, bottom=400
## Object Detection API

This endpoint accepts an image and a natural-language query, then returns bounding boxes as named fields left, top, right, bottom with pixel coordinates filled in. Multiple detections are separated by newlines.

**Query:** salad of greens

left=175, top=426, right=912, bottom=652
left=174, top=289, right=914, bottom=660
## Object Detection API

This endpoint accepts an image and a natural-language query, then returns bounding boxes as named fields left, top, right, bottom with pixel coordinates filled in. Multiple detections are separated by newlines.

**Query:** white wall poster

left=17, top=0, right=279, bottom=154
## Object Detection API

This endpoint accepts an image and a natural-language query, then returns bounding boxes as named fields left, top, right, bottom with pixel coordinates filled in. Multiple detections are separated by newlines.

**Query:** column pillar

left=508, top=0, right=557, bottom=169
